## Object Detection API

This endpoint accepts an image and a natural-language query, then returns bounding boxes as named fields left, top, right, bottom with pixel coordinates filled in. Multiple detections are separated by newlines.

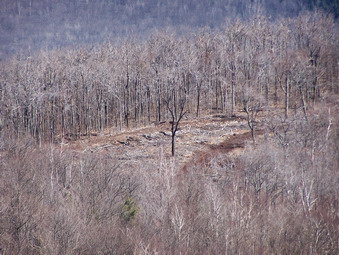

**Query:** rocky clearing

left=64, top=113, right=256, bottom=169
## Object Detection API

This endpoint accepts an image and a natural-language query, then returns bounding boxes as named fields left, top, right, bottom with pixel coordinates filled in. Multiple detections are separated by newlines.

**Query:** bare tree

left=242, top=88, right=263, bottom=145
left=165, top=88, right=187, bottom=156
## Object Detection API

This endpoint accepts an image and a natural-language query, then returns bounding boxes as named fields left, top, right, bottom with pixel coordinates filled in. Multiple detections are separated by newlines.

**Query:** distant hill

left=0, top=0, right=337, bottom=59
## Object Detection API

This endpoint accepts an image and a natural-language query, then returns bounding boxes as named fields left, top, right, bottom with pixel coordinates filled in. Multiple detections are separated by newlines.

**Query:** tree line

left=0, top=13, right=339, bottom=143
left=0, top=12, right=337, bottom=145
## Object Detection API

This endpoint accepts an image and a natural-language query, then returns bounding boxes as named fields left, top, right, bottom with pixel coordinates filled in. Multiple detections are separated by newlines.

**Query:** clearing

left=63, top=112, right=264, bottom=170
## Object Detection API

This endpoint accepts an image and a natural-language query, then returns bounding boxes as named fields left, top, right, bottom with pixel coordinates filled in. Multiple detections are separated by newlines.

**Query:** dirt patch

left=64, top=113, right=259, bottom=170
left=182, top=129, right=265, bottom=172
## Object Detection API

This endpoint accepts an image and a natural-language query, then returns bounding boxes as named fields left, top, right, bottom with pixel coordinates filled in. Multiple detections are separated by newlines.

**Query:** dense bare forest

left=0, top=3, right=339, bottom=255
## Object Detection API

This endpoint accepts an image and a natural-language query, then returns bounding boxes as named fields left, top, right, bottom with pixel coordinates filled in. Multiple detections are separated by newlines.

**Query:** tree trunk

left=284, top=76, right=289, bottom=119
left=171, top=134, right=175, bottom=157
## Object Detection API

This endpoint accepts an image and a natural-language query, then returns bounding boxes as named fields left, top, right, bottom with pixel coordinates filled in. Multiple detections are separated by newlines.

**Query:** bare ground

left=63, top=113, right=256, bottom=169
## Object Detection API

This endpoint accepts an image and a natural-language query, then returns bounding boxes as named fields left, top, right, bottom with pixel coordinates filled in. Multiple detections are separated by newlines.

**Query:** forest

left=0, top=2, right=339, bottom=255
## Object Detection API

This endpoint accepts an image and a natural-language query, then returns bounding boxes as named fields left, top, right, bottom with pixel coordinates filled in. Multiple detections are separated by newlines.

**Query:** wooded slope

left=0, top=12, right=337, bottom=144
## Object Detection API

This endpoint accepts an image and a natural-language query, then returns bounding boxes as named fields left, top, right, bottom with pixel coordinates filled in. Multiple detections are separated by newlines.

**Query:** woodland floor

left=64, top=110, right=268, bottom=171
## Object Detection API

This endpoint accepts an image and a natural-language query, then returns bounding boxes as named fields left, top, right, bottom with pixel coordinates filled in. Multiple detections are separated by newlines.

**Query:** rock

left=159, top=131, right=171, bottom=136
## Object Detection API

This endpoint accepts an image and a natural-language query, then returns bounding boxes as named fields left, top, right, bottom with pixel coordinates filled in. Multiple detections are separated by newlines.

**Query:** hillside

left=1, top=0, right=338, bottom=59
left=0, top=8, right=338, bottom=255
left=1, top=97, right=338, bottom=254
